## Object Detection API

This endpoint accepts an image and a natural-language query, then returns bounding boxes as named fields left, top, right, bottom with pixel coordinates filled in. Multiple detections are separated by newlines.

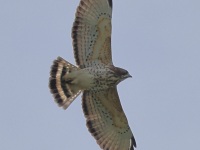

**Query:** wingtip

left=108, top=0, right=113, bottom=9
left=130, top=136, right=137, bottom=149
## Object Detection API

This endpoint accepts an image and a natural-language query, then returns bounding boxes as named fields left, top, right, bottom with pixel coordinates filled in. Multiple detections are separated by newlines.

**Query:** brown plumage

left=49, top=0, right=136, bottom=149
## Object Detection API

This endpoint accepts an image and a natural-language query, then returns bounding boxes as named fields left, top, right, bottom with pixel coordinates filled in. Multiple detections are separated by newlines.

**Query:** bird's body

left=64, top=64, right=131, bottom=91
left=49, top=0, right=136, bottom=149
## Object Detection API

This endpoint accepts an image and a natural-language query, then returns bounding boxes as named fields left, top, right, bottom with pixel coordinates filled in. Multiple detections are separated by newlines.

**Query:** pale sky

left=0, top=0, right=200, bottom=150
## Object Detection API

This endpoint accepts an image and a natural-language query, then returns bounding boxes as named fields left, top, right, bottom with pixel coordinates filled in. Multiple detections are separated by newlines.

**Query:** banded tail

left=49, top=57, right=82, bottom=109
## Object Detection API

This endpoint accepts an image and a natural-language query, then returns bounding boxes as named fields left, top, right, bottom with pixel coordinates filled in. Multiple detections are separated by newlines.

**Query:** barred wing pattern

left=72, top=0, right=113, bottom=68
left=82, top=87, right=136, bottom=150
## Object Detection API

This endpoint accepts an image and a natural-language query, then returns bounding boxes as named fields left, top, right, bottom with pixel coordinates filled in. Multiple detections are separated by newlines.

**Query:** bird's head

left=108, top=65, right=132, bottom=84
left=115, top=67, right=132, bottom=80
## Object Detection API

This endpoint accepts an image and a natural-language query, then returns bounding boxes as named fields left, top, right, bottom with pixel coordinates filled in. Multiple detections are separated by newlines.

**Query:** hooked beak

left=124, top=73, right=132, bottom=79
left=127, top=73, right=132, bottom=78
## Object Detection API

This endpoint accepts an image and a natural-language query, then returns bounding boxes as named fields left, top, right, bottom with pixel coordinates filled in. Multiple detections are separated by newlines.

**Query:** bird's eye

left=121, top=69, right=128, bottom=76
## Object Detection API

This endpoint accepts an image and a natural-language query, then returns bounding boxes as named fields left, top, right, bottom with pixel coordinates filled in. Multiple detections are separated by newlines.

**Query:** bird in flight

left=49, top=0, right=136, bottom=149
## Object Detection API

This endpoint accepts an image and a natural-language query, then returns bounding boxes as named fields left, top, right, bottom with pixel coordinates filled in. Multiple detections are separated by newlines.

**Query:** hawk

left=49, top=0, right=136, bottom=150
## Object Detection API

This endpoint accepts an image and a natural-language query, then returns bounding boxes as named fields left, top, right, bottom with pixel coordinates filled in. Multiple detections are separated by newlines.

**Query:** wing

left=82, top=87, right=136, bottom=150
left=72, top=0, right=113, bottom=68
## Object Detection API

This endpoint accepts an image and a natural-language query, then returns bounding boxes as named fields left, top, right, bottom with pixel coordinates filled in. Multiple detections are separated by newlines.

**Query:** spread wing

left=82, top=87, right=136, bottom=150
left=72, top=0, right=113, bottom=68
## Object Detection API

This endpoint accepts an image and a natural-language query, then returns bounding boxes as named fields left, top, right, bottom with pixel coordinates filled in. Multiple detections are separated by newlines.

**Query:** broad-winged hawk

left=49, top=0, right=136, bottom=149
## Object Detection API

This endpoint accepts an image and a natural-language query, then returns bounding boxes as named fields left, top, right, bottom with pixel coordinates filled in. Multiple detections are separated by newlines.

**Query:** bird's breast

left=72, top=67, right=120, bottom=91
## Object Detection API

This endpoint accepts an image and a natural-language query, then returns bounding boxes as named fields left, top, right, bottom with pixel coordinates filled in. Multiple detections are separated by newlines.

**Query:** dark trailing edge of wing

left=72, top=20, right=81, bottom=67
left=82, top=92, right=98, bottom=136
left=82, top=91, right=89, bottom=116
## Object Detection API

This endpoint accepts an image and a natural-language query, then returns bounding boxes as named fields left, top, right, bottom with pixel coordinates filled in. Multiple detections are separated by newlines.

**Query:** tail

left=49, top=57, right=82, bottom=109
